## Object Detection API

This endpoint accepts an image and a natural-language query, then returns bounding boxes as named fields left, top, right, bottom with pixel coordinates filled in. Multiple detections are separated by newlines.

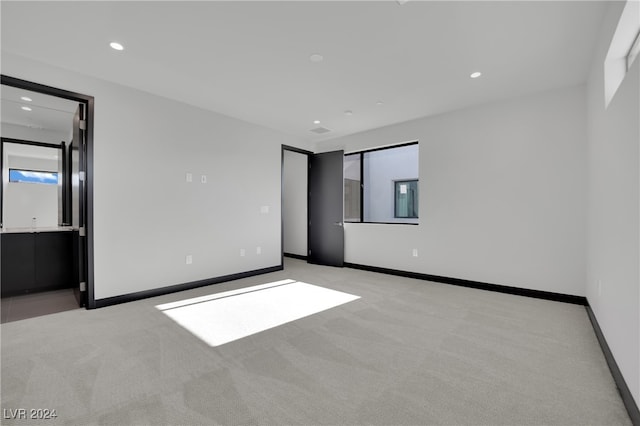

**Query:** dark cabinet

left=1, top=231, right=73, bottom=297
left=1, top=233, right=35, bottom=294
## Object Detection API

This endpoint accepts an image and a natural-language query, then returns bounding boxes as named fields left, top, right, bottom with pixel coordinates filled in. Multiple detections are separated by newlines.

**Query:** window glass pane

left=9, top=169, right=58, bottom=185
left=344, top=153, right=361, bottom=221
left=363, top=144, right=419, bottom=223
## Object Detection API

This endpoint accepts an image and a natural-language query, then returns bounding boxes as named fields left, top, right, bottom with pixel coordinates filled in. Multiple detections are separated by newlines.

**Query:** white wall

left=4, top=155, right=58, bottom=228
left=283, top=150, right=308, bottom=257
left=318, top=85, right=587, bottom=297
left=586, top=1, right=639, bottom=407
left=2, top=52, right=305, bottom=300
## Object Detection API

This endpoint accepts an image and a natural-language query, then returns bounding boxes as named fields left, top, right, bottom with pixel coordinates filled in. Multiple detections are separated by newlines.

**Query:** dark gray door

left=309, top=150, right=344, bottom=267
left=71, top=105, right=87, bottom=307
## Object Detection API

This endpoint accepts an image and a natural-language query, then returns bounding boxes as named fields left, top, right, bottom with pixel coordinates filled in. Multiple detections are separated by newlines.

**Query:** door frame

left=1, top=75, right=96, bottom=309
left=281, top=144, right=313, bottom=264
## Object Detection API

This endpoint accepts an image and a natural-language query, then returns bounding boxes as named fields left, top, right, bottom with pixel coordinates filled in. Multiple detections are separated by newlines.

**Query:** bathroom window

left=9, top=169, right=58, bottom=185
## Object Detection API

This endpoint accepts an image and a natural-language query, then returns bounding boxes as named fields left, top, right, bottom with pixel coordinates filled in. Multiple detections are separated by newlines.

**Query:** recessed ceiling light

left=110, top=42, right=124, bottom=51
left=470, top=71, right=482, bottom=78
left=344, top=110, right=353, bottom=116
left=376, top=101, right=384, bottom=106
left=21, top=106, right=32, bottom=111
left=20, top=96, right=32, bottom=102
left=313, top=120, right=321, bottom=124
left=310, top=54, right=323, bottom=63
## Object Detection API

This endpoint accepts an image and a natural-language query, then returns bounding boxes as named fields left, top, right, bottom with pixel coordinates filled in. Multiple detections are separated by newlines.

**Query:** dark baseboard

left=344, top=262, right=587, bottom=305
left=284, top=252, right=308, bottom=261
left=586, top=304, right=640, bottom=425
left=93, top=265, right=283, bottom=308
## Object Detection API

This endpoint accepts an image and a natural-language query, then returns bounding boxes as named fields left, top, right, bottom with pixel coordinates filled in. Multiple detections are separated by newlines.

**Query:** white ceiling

left=1, top=1, right=607, bottom=143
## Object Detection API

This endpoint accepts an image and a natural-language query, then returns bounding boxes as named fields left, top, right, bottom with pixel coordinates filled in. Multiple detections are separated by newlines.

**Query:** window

left=9, top=169, right=58, bottom=185
left=344, top=142, right=419, bottom=224
left=343, top=153, right=361, bottom=221
left=627, top=29, right=640, bottom=71
left=394, top=180, right=418, bottom=218
left=604, top=0, right=640, bottom=107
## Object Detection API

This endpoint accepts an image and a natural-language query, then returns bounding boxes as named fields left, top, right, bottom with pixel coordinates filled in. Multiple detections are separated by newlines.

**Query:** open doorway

left=281, top=145, right=345, bottom=268
left=1, top=76, right=95, bottom=321
left=282, top=145, right=311, bottom=262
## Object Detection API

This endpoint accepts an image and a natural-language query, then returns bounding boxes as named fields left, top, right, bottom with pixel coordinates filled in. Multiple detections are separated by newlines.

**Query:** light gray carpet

left=1, top=258, right=631, bottom=425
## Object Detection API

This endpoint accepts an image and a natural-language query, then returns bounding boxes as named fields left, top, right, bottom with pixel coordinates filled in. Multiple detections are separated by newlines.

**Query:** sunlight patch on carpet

left=156, top=279, right=360, bottom=347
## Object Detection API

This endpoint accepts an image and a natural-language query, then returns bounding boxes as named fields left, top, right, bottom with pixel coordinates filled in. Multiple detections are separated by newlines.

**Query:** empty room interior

left=1, top=1, right=639, bottom=425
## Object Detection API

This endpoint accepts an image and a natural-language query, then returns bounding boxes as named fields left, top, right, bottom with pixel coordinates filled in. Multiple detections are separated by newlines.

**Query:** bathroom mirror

left=1, top=85, right=79, bottom=229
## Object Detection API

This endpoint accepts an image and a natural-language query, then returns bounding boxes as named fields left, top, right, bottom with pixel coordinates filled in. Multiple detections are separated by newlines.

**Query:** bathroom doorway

left=1, top=75, right=95, bottom=319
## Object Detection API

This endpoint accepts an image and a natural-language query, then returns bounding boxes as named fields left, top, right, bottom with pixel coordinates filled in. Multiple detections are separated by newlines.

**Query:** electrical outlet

left=260, top=206, right=269, bottom=214
left=186, top=255, right=193, bottom=265
left=186, top=173, right=193, bottom=183
left=256, top=246, right=262, bottom=255
left=240, top=249, right=246, bottom=257
left=412, top=248, right=418, bottom=257
left=201, top=175, right=207, bottom=184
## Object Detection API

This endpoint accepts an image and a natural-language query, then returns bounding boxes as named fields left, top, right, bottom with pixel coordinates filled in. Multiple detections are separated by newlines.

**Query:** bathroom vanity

left=1, top=227, right=74, bottom=297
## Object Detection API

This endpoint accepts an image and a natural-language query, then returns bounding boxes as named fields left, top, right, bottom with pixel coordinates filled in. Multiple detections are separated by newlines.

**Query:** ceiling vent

left=310, top=126, right=331, bottom=134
